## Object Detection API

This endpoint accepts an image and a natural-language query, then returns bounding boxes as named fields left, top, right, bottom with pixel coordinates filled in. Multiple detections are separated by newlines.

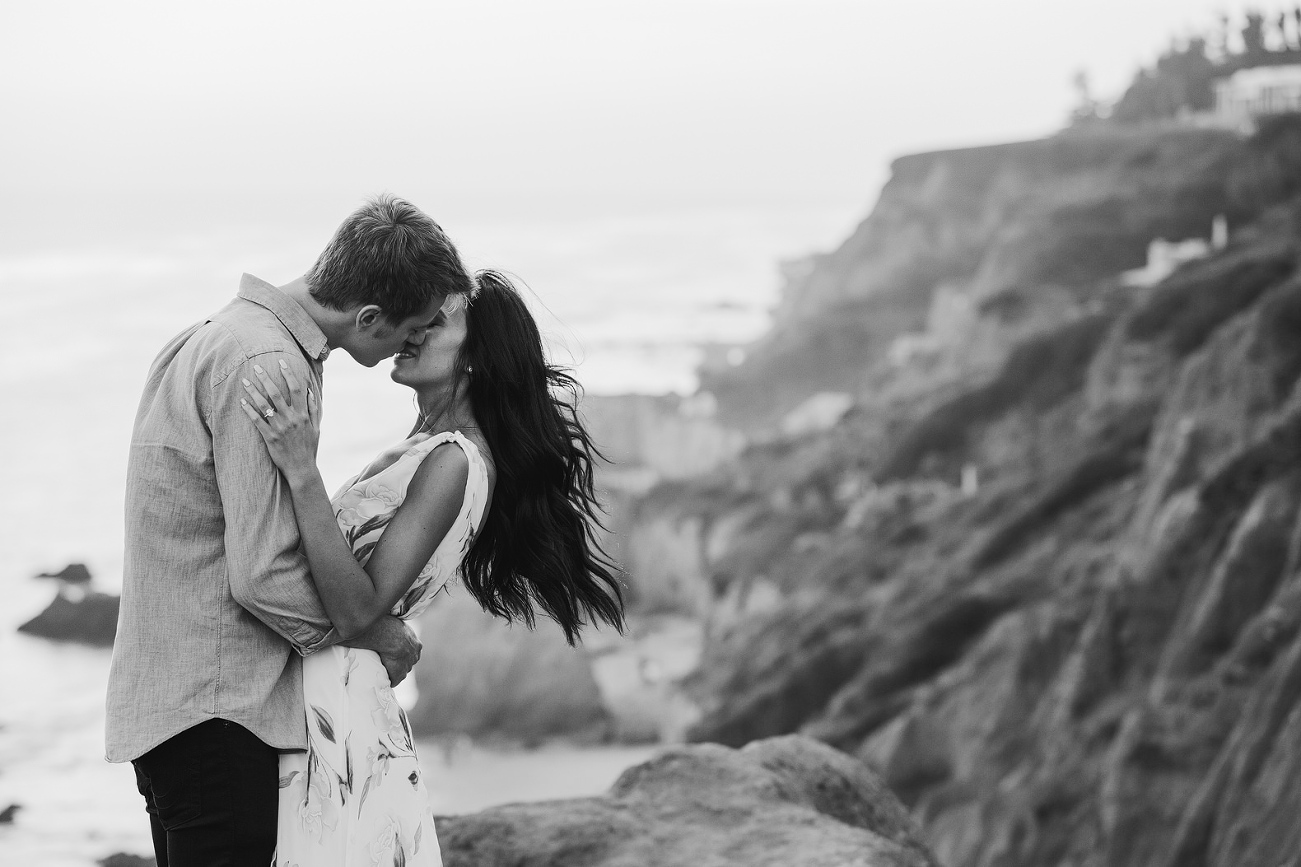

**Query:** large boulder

left=437, top=734, right=938, bottom=867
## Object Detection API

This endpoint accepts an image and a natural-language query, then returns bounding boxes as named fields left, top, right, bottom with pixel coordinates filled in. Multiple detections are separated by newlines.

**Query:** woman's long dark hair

left=450, top=270, right=625, bottom=644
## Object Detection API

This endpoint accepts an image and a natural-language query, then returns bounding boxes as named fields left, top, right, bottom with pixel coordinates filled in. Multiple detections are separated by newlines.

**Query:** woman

left=239, top=270, right=625, bottom=867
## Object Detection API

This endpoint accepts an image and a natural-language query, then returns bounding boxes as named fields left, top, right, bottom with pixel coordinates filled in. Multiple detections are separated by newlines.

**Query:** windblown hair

left=306, top=193, right=474, bottom=323
left=451, top=270, right=625, bottom=645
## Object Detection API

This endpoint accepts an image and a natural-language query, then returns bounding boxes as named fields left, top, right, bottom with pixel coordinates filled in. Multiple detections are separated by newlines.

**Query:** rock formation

left=18, top=587, right=119, bottom=646
left=98, top=855, right=153, bottom=867
left=699, top=126, right=1246, bottom=431
left=437, top=735, right=938, bottom=867
left=619, top=118, right=1301, bottom=867
left=35, top=562, right=91, bottom=584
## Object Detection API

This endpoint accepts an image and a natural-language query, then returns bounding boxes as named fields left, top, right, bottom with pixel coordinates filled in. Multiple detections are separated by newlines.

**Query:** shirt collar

left=236, top=274, right=331, bottom=362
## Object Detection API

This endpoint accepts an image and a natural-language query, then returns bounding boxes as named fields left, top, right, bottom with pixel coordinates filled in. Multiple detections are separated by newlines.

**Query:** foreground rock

left=18, top=588, right=118, bottom=646
left=437, top=735, right=938, bottom=867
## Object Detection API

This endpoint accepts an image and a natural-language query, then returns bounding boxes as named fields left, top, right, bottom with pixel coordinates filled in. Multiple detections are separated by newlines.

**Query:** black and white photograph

left=4, top=1, right=1301, bottom=865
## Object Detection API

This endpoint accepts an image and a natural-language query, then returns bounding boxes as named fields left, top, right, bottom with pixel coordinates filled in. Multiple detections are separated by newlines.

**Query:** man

left=106, top=195, right=475, bottom=866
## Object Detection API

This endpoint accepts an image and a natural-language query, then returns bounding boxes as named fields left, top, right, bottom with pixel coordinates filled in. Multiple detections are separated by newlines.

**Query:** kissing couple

left=105, top=195, right=626, bottom=866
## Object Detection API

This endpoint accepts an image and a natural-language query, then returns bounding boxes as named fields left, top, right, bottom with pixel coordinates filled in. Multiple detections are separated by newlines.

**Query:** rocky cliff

left=627, top=117, right=1301, bottom=867
left=700, top=126, right=1246, bottom=432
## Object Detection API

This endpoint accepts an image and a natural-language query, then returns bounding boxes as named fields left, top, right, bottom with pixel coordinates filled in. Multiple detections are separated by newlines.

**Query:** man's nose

left=409, top=328, right=428, bottom=345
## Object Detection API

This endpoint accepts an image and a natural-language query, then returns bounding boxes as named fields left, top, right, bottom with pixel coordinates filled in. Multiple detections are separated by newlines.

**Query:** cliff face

left=582, top=394, right=745, bottom=484
left=700, top=127, right=1244, bottom=431
left=631, top=119, right=1301, bottom=867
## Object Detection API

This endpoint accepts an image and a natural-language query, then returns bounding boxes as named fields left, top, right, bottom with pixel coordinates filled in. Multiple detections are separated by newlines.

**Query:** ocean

left=0, top=193, right=859, bottom=864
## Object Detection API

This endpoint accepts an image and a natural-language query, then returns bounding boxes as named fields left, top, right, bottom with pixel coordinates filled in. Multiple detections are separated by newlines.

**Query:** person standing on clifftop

left=105, top=195, right=472, bottom=866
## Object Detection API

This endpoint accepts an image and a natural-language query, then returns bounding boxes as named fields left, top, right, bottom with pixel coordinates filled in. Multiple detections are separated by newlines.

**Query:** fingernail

left=241, top=399, right=248, bottom=405
left=242, top=378, right=251, bottom=386
left=279, top=359, right=288, bottom=369
left=254, top=364, right=264, bottom=374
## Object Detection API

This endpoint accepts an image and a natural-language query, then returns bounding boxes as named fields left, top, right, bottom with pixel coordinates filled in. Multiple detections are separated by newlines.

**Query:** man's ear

left=354, top=304, right=384, bottom=332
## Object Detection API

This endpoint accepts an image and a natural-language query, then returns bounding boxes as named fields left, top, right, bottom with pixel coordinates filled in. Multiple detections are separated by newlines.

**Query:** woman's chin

left=390, top=365, right=423, bottom=392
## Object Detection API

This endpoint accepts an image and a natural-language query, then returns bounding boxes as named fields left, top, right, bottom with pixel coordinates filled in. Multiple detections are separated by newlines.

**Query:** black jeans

left=132, top=719, right=278, bottom=867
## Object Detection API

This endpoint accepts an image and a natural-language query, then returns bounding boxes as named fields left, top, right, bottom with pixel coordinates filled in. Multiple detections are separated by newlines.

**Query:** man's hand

left=343, top=615, right=421, bottom=685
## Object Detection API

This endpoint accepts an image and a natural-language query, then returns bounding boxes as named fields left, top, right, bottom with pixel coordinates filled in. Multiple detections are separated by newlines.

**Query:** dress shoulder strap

left=409, top=430, right=491, bottom=532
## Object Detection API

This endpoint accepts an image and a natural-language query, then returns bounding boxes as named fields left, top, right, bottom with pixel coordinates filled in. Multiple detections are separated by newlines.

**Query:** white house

left=1214, top=64, right=1301, bottom=130
left=1121, top=215, right=1228, bottom=288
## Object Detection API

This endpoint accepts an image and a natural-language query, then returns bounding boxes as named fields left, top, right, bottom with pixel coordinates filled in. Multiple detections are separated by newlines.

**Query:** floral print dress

left=273, top=431, right=489, bottom=867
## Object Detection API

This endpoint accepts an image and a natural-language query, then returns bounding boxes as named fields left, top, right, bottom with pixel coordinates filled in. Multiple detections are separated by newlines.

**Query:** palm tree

left=1243, top=11, right=1268, bottom=59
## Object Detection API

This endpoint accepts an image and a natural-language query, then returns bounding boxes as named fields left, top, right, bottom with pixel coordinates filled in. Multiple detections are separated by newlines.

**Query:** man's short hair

left=306, top=194, right=473, bottom=323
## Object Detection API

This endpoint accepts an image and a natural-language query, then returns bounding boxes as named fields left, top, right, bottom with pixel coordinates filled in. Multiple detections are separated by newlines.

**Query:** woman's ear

left=354, top=304, right=384, bottom=332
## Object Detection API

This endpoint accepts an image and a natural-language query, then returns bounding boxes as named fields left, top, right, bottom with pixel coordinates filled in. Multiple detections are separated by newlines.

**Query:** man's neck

left=280, top=276, right=347, bottom=349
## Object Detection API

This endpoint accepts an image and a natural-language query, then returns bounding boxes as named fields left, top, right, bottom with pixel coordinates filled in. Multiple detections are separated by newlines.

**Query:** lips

left=394, top=344, right=419, bottom=360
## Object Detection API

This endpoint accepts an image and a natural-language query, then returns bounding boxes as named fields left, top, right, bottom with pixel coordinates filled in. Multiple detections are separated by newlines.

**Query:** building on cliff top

left=1213, top=64, right=1301, bottom=131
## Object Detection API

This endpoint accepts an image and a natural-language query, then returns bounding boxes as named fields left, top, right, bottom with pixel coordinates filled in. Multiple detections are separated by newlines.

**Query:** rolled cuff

left=291, top=622, right=340, bottom=656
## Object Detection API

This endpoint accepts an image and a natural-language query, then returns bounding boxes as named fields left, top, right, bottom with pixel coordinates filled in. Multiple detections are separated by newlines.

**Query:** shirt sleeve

left=209, top=349, right=338, bottom=655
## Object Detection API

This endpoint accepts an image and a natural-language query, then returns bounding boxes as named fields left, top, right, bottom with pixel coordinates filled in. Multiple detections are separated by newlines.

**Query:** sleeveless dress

left=273, top=431, right=489, bottom=867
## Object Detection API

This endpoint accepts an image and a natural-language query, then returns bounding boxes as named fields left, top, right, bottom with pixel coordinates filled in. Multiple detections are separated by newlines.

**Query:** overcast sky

left=0, top=0, right=1278, bottom=228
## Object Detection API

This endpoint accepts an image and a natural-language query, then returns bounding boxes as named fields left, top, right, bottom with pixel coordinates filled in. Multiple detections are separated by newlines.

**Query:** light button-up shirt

left=106, top=274, right=337, bottom=762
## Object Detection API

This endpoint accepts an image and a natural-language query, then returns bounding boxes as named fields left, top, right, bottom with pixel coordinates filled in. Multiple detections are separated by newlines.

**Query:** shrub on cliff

left=1125, top=244, right=1296, bottom=355
left=1105, top=14, right=1301, bottom=127
left=877, top=312, right=1113, bottom=481
left=1110, top=38, right=1216, bottom=124
left=1228, top=113, right=1301, bottom=214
